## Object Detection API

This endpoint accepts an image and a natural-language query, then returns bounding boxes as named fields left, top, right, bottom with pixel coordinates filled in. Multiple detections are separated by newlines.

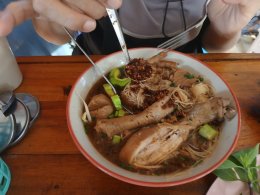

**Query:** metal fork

left=64, top=27, right=133, bottom=114
left=106, top=8, right=131, bottom=62
left=157, top=16, right=207, bottom=50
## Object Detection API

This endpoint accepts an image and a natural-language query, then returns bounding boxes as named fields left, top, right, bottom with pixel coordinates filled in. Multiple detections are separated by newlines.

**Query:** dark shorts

left=73, top=16, right=208, bottom=55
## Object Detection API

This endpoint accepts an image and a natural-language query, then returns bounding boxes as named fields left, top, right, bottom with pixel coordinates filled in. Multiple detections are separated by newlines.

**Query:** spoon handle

left=63, top=27, right=116, bottom=92
left=106, top=8, right=131, bottom=63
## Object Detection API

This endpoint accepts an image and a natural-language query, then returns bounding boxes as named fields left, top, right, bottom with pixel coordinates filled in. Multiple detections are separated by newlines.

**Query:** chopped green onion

left=103, top=83, right=115, bottom=97
left=119, top=162, right=133, bottom=170
left=117, top=109, right=125, bottom=117
left=114, top=109, right=126, bottom=117
left=100, top=132, right=107, bottom=139
left=184, top=73, right=195, bottom=79
left=199, top=124, right=218, bottom=140
left=198, top=76, right=204, bottom=82
left=170, top=82, right=176, bottom=87
left=109, top=68, right=131, bottom=87
left=112, top=135, right=122, bottom=144
left=111, top=95, right=122, bottom=110
left=109, top=109, right=125, bottom=118
left=193, top=159, right=203, bottom=167
left=108, top=113, right=115, bottom=119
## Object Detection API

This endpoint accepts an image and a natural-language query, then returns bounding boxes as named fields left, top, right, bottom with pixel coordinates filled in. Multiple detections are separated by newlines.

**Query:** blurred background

left=1, top=0, right=259, bottom=56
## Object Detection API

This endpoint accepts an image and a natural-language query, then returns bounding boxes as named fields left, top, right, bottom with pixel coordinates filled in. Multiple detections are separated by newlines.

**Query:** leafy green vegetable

left=214, top=168, right=240, bottom=181
left=216, top=159, right=243, bottom=170
left=213, top=143, right=260, bottom=194
left=232, top=144, right=259, bottom=168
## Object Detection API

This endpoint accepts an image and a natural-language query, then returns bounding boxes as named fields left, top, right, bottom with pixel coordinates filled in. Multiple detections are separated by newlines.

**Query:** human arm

left=202, top=0, right=260, bottom=52
left=0, top=0, right=122, bottom=44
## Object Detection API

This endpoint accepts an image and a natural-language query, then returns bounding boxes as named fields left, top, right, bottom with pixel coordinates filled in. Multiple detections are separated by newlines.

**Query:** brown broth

left=85, top=78, right=219, bottom=175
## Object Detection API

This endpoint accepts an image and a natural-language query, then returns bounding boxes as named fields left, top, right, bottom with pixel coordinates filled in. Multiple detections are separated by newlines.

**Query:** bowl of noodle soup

left=67, top=48, right=241, bottom=187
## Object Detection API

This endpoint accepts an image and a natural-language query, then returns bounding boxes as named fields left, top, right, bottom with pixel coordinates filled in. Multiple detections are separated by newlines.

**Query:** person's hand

left=0, top=0, right=122, bottom=44
left=207, top=0, right=260, bottom=37
left=203, top=0, right=260, bottom=52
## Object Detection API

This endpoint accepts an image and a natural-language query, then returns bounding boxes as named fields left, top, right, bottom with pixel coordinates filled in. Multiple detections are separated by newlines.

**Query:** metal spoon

left=106, top=8, right=131, bottom=63
left=64, top=28, right=116, bottom=91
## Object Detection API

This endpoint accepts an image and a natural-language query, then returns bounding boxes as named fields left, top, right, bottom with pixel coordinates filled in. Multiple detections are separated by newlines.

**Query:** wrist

left=202, top=24, right=241, bottom=52
left=208, top=22, right=240, bottom=40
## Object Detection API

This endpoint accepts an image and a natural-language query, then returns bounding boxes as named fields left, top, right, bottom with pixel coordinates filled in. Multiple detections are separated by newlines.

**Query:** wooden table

left=2, top=54, right=260, bottom=194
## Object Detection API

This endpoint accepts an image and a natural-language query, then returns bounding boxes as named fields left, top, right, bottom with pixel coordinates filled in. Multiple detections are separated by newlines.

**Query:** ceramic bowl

left=67, top=48, right=241, bottom=187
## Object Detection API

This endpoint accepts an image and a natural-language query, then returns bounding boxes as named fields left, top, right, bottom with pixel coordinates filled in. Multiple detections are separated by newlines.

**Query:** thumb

left=0, top=0, right=34, bottom=36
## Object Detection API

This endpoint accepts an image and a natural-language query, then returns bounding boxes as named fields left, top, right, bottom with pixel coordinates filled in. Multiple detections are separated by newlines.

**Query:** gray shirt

left=119, top=0, right=208, bottom=39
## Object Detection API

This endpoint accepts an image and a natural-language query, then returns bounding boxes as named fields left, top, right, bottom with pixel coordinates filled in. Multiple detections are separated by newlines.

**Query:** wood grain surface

left=2, top=53, right=260, bottom=194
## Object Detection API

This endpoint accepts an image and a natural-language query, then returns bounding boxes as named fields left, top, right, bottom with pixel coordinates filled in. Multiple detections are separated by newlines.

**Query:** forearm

left=202, top=24, right=241, bottom=52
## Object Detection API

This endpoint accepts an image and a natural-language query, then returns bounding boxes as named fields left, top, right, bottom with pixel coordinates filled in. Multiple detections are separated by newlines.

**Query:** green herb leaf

left=251, top=172, right=260, bottom=193
left=232, top=144, right=259, bottom=168
left=252, top=181, right=260, bottom=193
left=249, top=158, right=260, bottom=193
left=233, top=167, right=248, bottom=182
left=254, top=165, right=260, bottom=170
left=252, top=177, right=260, bottom=193
left=214, top=143, right=260, bottom=194
left=216, top=159, right=242, bottom=170
left=213, top=168, right=239, bottom=181
left=214, top=161, right=247, bottom=182
left=228, top=155, right=244, bottom=167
